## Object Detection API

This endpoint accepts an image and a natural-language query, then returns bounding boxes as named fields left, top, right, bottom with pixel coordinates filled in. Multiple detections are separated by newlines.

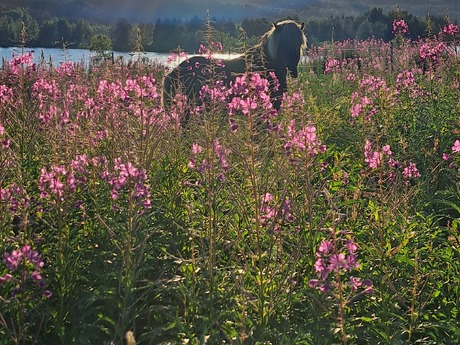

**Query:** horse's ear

left=300, top=22, right=305, bottom=30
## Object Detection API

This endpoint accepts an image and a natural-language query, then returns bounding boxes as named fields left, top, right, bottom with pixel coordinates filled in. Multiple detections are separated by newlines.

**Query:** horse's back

left=163, top=55, right=246, bottom=108
left=163, top=56, right=211, bottom=107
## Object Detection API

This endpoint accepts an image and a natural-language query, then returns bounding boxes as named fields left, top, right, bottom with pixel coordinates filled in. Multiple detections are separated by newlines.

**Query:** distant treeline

left=0, top=7, right=453, bottom=52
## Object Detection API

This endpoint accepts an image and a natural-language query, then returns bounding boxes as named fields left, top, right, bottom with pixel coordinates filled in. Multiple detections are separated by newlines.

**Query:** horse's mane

left=245, top=20, right=306, bottom=64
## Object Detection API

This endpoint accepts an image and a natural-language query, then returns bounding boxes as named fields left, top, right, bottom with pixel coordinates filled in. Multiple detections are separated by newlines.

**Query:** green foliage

left=89, top=34, right=112, bottom=56
left=2, top=26, right=460, bottom=344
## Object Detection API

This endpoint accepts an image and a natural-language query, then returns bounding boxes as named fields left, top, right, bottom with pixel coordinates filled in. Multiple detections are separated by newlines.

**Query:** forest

left=0, top=6, right=452, bottom=53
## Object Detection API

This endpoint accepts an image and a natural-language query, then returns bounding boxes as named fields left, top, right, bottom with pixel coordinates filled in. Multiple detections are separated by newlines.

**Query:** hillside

left=1, top=0, right=459, bottom=22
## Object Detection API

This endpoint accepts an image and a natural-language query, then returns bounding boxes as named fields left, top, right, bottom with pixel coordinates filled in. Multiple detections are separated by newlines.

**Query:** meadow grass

left=1, top=26, right=460, bottom=344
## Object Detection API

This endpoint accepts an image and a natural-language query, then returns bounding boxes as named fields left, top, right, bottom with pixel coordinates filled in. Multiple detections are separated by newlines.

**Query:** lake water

left=0, top=47, right=172, bottom=65
left=0, top=47, right=242, bottom=67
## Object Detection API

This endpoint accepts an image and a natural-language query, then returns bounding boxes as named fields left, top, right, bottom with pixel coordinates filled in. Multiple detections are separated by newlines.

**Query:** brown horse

left=163, top=20, right=306, bottom=120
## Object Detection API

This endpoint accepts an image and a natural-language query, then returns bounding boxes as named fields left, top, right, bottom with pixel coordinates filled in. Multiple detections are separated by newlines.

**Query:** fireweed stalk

left=91, top=155, right=153, bottom=343
left=0, top=245, right=51, bottom=344
left=309, top=225, right=373, bottom=344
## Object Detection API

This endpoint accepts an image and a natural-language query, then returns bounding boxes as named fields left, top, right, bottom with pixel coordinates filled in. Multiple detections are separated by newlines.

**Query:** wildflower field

left=2, top=23, right=460, bottom=345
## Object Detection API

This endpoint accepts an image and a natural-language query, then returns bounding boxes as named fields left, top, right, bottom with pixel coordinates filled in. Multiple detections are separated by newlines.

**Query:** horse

left=162, top=20, right=306, bottom=122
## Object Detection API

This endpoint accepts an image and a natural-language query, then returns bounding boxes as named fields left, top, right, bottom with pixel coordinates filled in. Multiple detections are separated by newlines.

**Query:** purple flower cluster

left=0, top=84, right=13, bottom=105
left=0, top=121, right=8, bottom=148
left=0, top=184, right=29, bottom=214
left=188, top=139, right=230, bottom=181
left=443, top=23, right=459, bottom=36
left=199, top=80, right=228, bottom=104
left=1, top=245, right=52, bottom=299
left=402, top=162, right=421, bottom=179
left=363, top=140, right=420, bottom=180
left=364, top=140, right=385, bottom=169
left=392, top=19, right=409, bottom=35
left=324, top=58, right=340, bottom=74
left=351, top=75, right=393, bottom=121
left=227, top=73, right=277, bottom=131
left=33, top=78, right=61, bottom=125
left=9, top=52, right=35, bottom=75
left=259, top=193, right=295, bottom=232
left=309, top=238, right=373, bottom=295
left=39, top=154, right=89, bottom=202
left=452, top=140, right=460, bottom=153
left=396, top=70, right=423, bottom=98
left=284, top=119, right=326, bottom=159
left=103, top=158, right=151, bottom=208
left=419, top=41, right=446, bottom=65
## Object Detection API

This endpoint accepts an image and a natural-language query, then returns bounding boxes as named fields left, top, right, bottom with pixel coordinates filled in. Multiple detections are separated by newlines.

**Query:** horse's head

left=267, top=21, right=306, bottom=78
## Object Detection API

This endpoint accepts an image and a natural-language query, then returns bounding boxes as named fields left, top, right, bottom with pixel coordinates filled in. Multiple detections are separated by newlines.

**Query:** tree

left=112, top=17, right=133, bottom=51
left=89, top=34, right=112, bottom=57
left=72, top=19, right=93, bottom=48
left=368, top=8, right=386, bottom=23
left=355, top=20, right=374, bottom=40
left=241, top=18, right=271, bottom=38
left=0, top=16, right=12, bottom=46
left=56, top=18, right=73, bottom=44
left=37, top=20, right=58, bottom=47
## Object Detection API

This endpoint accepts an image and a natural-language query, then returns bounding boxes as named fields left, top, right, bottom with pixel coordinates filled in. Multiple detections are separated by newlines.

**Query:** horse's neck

left=239, top=43, right=287, bottom=89
left=244, top=45, right=280, bottom=70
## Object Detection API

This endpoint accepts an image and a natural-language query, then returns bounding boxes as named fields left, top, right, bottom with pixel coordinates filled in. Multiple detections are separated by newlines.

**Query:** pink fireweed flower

left=350, top=75, right=392, bottom=121
left=402, top=162, right=421, bottom=179
left=318, top=240, right=333, bottom=255
left=452, top=140, right=460, bottom=153
left=227, top=72, right=276, bottom=123
left=1, top=245, right=51, bottom=298
left=396, top=70, right=423, bottom=98
left=443, top=23, right=459, bottom=35
left=309, top=236, right=372, bottom=297
left=167, top=51, right=188, bottom=65
left=0, top=273, right=13, bottom=283
left=215, top=41, right=223, bottom=51
left=39, top=154, right=90, bottom=202
left=382, top=145, right=392, bottom=156
left=284, top=120, right=326, bottom=159
left=213, top=138, right=230, bottom=172
left=104, top=158, right=151, bottom=209
left=324, top=58, right=340, bottom=73
left=0, top=85, right=13, bottom=105
left=259, top=193, right=295, bottom=231
left=188, top=140, right=230, bottom=178
left=419, top=42, right=446, bottom=65
left=229, top=75, right=248, bottom=96
left=0, top=184, right=29, bottom=214
left=200, top=81, right=228, bottom=103
left=3, top=245, right=44, bottom=272
left=364, top=140, right=382, bottom=169
left=328, top=253, right=348, bottom=272
left=350, top=276, right=373, bottom=293
left=56, top=61, right=76, bottom=77
left=345, top=239, right=358, bottom=253
left=192, top=143, right=203, bottom=155
left=39, top=165, right=67, bottom=201
left=392, top=19, right=409, bottom=35
left=9, top=52, right=34, bottom=75
left=198, top=44, right=208, bottom=55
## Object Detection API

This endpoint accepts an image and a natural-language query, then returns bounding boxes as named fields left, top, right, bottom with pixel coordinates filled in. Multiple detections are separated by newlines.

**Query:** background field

left=1, top=21, right=460, bottom=344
